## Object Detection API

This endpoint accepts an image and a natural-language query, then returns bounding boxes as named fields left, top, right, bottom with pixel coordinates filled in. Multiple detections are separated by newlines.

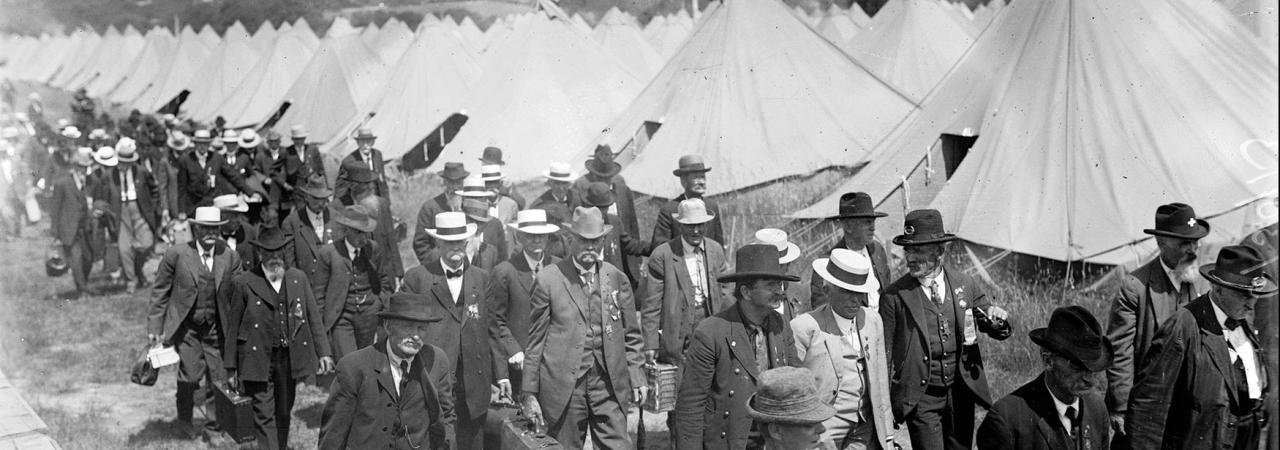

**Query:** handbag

left=130, top=344, right=159, bottom=386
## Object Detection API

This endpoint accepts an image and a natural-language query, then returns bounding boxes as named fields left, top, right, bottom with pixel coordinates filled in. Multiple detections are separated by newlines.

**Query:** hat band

left=1214, top=270, right=1267, bottom=289
left=679, top=163, right=707, bottom=172
left=517, top=220, right=548, bottom=228
left=435, top=225, right=469, bottom=236
left=462, top=186, right=487, bottom=192
left=549, top=170, right=571, bottom=178
left=826, top=260, right=869, bottom=287
left=751, top=391, right=822, bottom=414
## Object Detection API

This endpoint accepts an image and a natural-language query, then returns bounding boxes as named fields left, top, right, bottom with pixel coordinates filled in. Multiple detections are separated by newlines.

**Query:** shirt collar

left=1209, top=294, right=1232, bottom=331
left=387, top=341, right=414, bottom=370
left=1045, top=377, right=1080, bottom=425
left=572, top=257, right=595, bottom=275
left=832, top=310, right=855, bottom=333
left=345, top=239, right=358, bottom=257
left=916, top=267, right=946, bottom=289
left=680, top=237, right=703, bottom=254
left=523, top=251, right=544, bottom=270
left=1159, top=257, right=1183, bottom=290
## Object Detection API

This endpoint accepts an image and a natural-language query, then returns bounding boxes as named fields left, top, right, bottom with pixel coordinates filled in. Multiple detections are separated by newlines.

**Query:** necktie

left=927, top=280, right=942, bottom=305
left=1225, top=317, right=1247, bottom=331
left=446, top=269, right=463, bottom=279
left=1180, top=282, right=1193, bottom=304
left=751, top=325, right=769, bottom=374
left=1065, top=406, right=1080, bottom=438
left=202, top=252, right=213, bottom=271
left=582, top=269, right=597, bottom=294
left=399, top=360, right=410, bottom=396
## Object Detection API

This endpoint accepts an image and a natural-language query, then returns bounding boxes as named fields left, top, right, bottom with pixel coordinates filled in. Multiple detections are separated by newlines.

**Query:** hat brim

left=300, top=187, right=334, bottom=198
left=426, top=223, right=477, bottom=241
left=376, top=311, right=442, bottom=323
left=480, top=158, right=506, bottom=166
left=250, top=237, right=293, bottom=251
left=585, top=160, right=621, bottom=178
left=811, top=258, right=879, bottom=293
left=672, top=167, right=712, bottom=176
left=481, top=175, right=505, bottom=181
left=217, top=203, right=250, bottom=213
left=439, top=171, right=470, bottom=181
left=335, top=217, right=378, bottom=233
left=240, top=140, right=260, bottom=148
left=778, top=243, right=801, bottom=264
left=674, top=213, right=715, bottom=225
left=510, top=223, right=561, bottom=235
left=828, top=212, right=889, bottom=220
left=717, top=271, right=801, bottom=283
left=892, top=234, right=957, bottom=246
left=1029, top=328, right=1115, bottom=372
left=563, top=223, right=613, bottom=240
left=545, top=172, right=575, bottom=182
left=456, top=190, right=495, bottom=198
left=745, top=393, right=836, bottom=425
left=1199, top=264, right=1280, bottom=294
left=190, top=219, right=228, bottom=226
left=94, top=156, right=118, bottom=167
left=1143, top=219, right=1210, bottom=240
left=117, top=153, right=139, bottom=163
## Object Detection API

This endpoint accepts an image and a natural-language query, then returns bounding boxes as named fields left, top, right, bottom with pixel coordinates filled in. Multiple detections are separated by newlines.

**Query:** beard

left=1171, top=259, right=1199, bottom=285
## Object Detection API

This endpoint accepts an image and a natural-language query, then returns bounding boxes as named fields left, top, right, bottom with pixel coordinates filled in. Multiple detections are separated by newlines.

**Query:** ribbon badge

left=467, top=303, right=480, bottom=320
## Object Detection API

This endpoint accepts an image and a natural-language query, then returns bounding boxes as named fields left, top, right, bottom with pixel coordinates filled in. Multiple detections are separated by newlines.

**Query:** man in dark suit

left=402, top=211, right=497, bottom=450
left=147, top=206, right=240, bottom=438
left=250, top=130, right=290, bottom=217
left=286, top=126, right=326, bottom=204
left=412, top=162, right=468, bottom=265
left=478, top=146, right=526, bottom=209
left=1239, top=222, right=1278, bottom=450
left=319, top=292, right=456, bottom=450
left=811, top=192, right=894, bottom=312
left=530, top=162, right=579, bottom=258
left=1105, top=202, right=1211, bottom=440
left=879, top=209, right=1013, bottom=450
left=224, top=228, right=335, bottom=450
left=334, top=128, right=388, bottom=204
left=281, top=177, right=333, bottom=299
left=330, top=164, right=403, bottom=279
left=643, top=198, right=729, bottom=369
left=1127, top=246, right=1274, bottom=450
left=49, top=147, right=95, bottom=297
left=978, top=306, right=1112, bottom=450
left=572, top=145, right=639, bottom=252
left=93, top=138, right=162, bottom=292
left=674, top=244, right=802, bottom=450
left=314, top=204, right=393, bottom=362
left=650, top=155, right=725, bottom=253
left=582, top=181, right=648, bottom=289
left=175, top=129, right=250, bottom=217
left=520, top=206, right=646, bottom=449
left=490, top=209, right=560, bottom=401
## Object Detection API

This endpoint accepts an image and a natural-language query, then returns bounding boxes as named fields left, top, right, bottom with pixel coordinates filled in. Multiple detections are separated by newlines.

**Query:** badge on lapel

left=954, top=286, right=967, bottom=308
left=292, top=302, right=304, bottom=319
left=467, top=303, right=480, bottom=320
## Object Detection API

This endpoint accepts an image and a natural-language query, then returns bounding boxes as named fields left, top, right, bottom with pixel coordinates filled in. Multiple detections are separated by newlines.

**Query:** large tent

left=81, top=26, right=147, bottom=96
left=44, top=28, right=101, bottom=85
left=591, top=9, right=664, bottom=79
left=814, top=7, right=860, bottom=53
left=249, top=20, right=278, bottom=52
left=208, top=27, right=320, bottom=127
left=845, top=0, right=976, bottom=101
left=270, top=34, right=389, bottom=145
left=577, top=0, right=919, bottom=198
left=791, top=0, right=1278, bottom=265
left=106, top=28, right=176, bottom=105
left=198, top=24, right=220, bottom=47
left=130, top=26, right=212, bottom=112
left=51, top=25, right=118, bottom=89
left=181, top=32, right=262, bottom=120
left=369, top=18, right=414, bottom=64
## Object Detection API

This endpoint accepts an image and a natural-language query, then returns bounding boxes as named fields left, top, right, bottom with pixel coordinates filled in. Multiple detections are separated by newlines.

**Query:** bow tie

left=446, top=269, right=464, bottom=279
left=1225, top=317, right=1249, bottom=331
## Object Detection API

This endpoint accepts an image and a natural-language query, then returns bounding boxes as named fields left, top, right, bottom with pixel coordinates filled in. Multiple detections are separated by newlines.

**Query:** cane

left=637, top=402, right=646, bottom=449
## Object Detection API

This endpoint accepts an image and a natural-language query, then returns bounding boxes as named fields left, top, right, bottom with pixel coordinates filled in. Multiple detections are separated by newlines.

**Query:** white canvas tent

left=129, top=27, right=213, bottom=112
left=210, top=27, right=320, bottom=127
left=51, top=25, right=118, bottom=89
left=198, top=24, right=221, bottom=47
left=270, top=34, right=389, bottom=146
left=846, top=0, right=976, bottom=101
left=182, top=33, right=262, bottom=120
left=591, top=10, right=664, bottom=79
left=106, top=28, right=176, bottom=104
left=79, top=26, right=146, bottom=96
left=369, top=18, right=414, bottom=64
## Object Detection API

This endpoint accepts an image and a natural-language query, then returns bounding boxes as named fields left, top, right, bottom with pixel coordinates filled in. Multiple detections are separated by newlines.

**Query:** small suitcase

left=212, top=383, right=256, bottom=444
left=501, top=413, right=563, bottom=450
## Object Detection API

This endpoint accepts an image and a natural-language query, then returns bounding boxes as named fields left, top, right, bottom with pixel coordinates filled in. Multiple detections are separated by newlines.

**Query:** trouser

left=116, top=200, right=155, bottom=285
left=330, top=304, right=377, bottom=361
left=824, top=415, right=879, bottom=450
left=62, top=236, right=92, bottom=292
left=906, top=383, right=976, bottom=450
left=242, top=347, right=296, bottom=450
left=548, top=359, right=631, bottom=450
left=174, top=318, right=225, bottom=430
left=455, top=380, right=487, bottom=450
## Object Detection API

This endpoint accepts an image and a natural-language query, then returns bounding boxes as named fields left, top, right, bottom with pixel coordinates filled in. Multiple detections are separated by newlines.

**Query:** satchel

left=130, top=344, right=158, bottom=386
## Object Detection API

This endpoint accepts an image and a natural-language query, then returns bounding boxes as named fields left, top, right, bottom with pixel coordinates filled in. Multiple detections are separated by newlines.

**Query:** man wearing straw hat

left=413, top=161, right=469, bottom=265
left=491, top=209, right=561, bottom=401
left=335, top=127, right=388, bottom=202
left=749, top=366, right=838, bottom=450
left=314, top=204, right=394, bottom=362
left=93, top=137, right=161, bottom=293
left=479, top=163, right=520, bottom=227
left=403, top=210, right=497, bottom=450
left=651, top=154, right=725, bottom=253
left=530, top=161, right=581, bottom=257
left=521, top=206, right=646, bottom=450
left=281, top=175, right=335, bottom=299
left=674, top=244, right=802, bottom=450
left=582, top=181, right=648, bottom=289
left=285, top=125, right=325, bottom=191
left=176, top=129, right=251, bottom=217
left=642, top=198, right=729, bottom=371
left=147, top=206, right=240, bottom=439
left=812, top=192, right=894, bottom=312
left=460, top=196, right=504, bottom=271
left=49, top=146, right=97, bottom=298
left=752, top=228, right=805, bottom=322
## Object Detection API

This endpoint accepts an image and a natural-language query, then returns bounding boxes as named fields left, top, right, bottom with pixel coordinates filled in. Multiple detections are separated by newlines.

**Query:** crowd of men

left=0, top=88, right=1275, bottom=450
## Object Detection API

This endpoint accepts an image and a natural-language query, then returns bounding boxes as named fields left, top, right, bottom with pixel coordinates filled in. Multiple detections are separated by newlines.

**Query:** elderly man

left=749, top=367, right=838, bottom=450
left=530, top=162, right=579, bottom=258
left=281, top=176, right=333, bottom=298
left=572, top=145, right=639, bottom=251
left=651, top=155, right=725, bottom=253
left=403, top=211, right=497, bottom=450
left=794, top=249, right=901, bottom=450
left=224, top=227, right=334, bottom=450
left=460, top=197, right=504, bottom=271
left=50, top=147, right=97, bottom=298
left=675, top=244, right=801, bottom=450
left=879, top=209, right=1012, bottom=450
left=252, top=130, right=291, bottom=216
left=412, top=162, right=468, bottom=265
left=478, top=146, right=526, bottom=209
left=319, top=292, right=456, bottom=450
left=521, top=207, right=646, bottom=449
left=147, top=206, right=240, bottom=438
left=643, top=198, right=729, bottom=370
left=1127, top=246, right=1275, bottom=450
left=331, top=163, right=402, bottom=279
left=176, top=129, right=250, bottom=216
left=1106, top=202, right=1211, bottom=438
left=753, top=228, right=805, bottom=321
left=582, top=181, right=647, bottom=289
left=978, top=306, right=1112, bottom=450
left=285, top=125, right=325, bottom=192
left=92, top=137, right=161, bottom=292
left=479, top=164, right=520, bottom=227
left=490, top=209, right=560, bottom=401
left=812, top=192, right=893, bottom=312
left=314, top=204, right=393, bottom=362
left=335, top=128, right=388, bottom=202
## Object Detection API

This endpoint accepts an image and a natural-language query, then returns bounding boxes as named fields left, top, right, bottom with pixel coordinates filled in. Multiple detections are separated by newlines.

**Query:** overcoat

left=402, top=260, right=497, bottom=418
left=224, top=268, right=332, bottom=382
left=319, top=340, right=455, bottom=450
left=490, top=254, right=561, bottom=364
left=643, top=238, right=730, bottom=364
left=313, top=240, right=394, bottom=333
left=977, top=373, right=1110, bottom=450
left=147, top=240, right=240, bottom=343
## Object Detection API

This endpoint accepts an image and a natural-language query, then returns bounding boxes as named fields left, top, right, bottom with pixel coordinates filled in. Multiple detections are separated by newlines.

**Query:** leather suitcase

left=212, top=383, right=256, bottom=444
left=501, top=412, right=563, bottom=450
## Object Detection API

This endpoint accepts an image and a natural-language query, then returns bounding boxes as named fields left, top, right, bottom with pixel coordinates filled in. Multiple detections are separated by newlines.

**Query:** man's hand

left=161, top=210, right=171, bottom=224
left=317, top=356, right=335, bottom=375
left=147, top=334, right=160, bottom=346
left=521, top=394, right=546, bottom=435
left=632, top=386, right=649, bottom=405
left=497, top=379, right=512, bottom=401
left=984, top=305, right=1009, bottom=322
left=507, top=351, right=524, bottom=369
left=644, top=350, right=657, bottom=366
left=1110, top=414, right=1126, bottom=435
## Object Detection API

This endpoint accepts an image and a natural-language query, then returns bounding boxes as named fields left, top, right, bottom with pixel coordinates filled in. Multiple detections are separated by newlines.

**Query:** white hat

left=1, top=127, right=19, bottom=140
left=480, top=164, right=504, bottom=181
left=510, top=209, right=560, bottom=235
left=752, top=228, right=800, bottom=264
left=93, top=146, right=118, bottom=167
left=212, top=194, right=249, bottom=213
left=239, top=129, right=261, bottom=148
left=222, top=129, right=240, bottom=142
left=115, top=137, right=139, bottom=162
left=673, top=198, right=715, bottom=225
left=88, top=128, right=109, bottom=140
left=425, top=211, right=477, bottom=241
left=545, top=161, right=575, bottom=182
left=812, top=248, right=879, bottom=294
left=72, top=147, right=94, bottom=167
left=455, top=174, right=494, bottom=198
left=61, top=126, right=81, bottom=139
left=190, top=206, right=227, bottom=226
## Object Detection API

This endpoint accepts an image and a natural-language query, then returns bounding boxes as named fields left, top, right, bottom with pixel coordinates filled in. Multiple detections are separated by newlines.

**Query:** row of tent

left=1, top=0, right=1277, bottom=266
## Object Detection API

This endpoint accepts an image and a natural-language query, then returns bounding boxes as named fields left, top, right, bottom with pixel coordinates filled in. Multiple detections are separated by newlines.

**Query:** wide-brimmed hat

left=298, top=175, right=333, bottom=198
left=585, top=145, right=621, bottom=178
left=746, top=367, right=836, bottom=425
left=71, top=147, right=94, bottom=167
left=583, top=182, right=615, bottom=208
left=1030, top=305, right=1114, bottom=372
left=192, top=129, right=213, bottom=143
left=61, top=126, right=82, bottom=139
left=480, top=164, right=505, bottom=182
left=673, top=198, right=715, bottom=225
left=353, top=127, right=376, bottom=141
left=510, top=209, right=560, bottom=235
left=213, top=194, right=249, bottom=213
left=93, top=146, right=118, bottom=167
left=893, top=209, right=957, bottom=246
left=462, top=197, right=491, bottom=222
left=239, top=129, right=261, bottom=148
left=752, top=228, right=800, bottom=264
left=222, top=129, right=240, bottom=143
left=563, top=206, right=613, bottom=239
left=829, top=192, right=887, bottom=219
left=480, top=146, right=506, bottom=165
left=190, top=206, right=226, bottom=226
left=249, top=226, right=293, bottom=251
left=812, top=248, right=879, bottom=294
left=161, top=113, right=176, bottom=125
left=545, top=161, right=575, bottom=182
left=378, top=292, right=444, bottom=323
left=1143, top=202, right=1210, bottom=240
left=168, top=131, right=192, bottom=150
left=672, top=154, right=711, bottom=176
left=115, top=138, right=139, bottom=163
left=290, top=125, right=308, bottom=139
left=210, top=137, right=225, bottom=150
left=341, top=162, right=378, bottom=184
left=1199, top=245, right=1279, bottom=294
left=333, top=204, right=379, bottom=233
left=718, top=244, right=801, bottom=283
left=88, top=128, right=109, bottom=141
left=425, top=211, right=477, bottom=241
left=456, top=175, right=494, bottom=198
left=438, top=162, right=470, bottom=181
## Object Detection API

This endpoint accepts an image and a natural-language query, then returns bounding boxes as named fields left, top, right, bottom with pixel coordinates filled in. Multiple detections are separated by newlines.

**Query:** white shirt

left=524, top=252, right=544, bottom=280
left=387, top=341, right=415, bottom=395
left=832, top=311, right=863, bottom=349
left=916, top=268, right=948, bottom=304
left=308, top=208, right=326, bottom=241
left=344, top=240, right=359, bottom=260
left=120, top=166, right=137, bottom=201
left=1160, top=258, right=1187, bottom=293
left=1046, top=379, right=1081, bottom=435
left=268, top=277, right=283, bottom=293
left=441, top=258, right=464, bottom=303
left=851, top=246, right=881, bottom=310
left=1211, top=297, right=1262, bottom=398
left=681, top=238, right=707, bottom=306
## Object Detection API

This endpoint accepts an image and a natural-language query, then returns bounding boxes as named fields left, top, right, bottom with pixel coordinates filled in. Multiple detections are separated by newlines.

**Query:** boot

left=175, top=381, right=199, bottom=439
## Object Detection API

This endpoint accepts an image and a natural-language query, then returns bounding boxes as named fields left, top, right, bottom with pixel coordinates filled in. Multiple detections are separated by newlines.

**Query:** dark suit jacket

left=673, top=302, right=800, bottom=450
left=643, top=238, right=730, bottom=364
left=286, top=143, right=325, bottom=188
left=314, top=240, right=394, bottom=333
left=529, top=189, right=580, bottom=258
left=402, top=260, right=497, bottom=417
left=522, top=258, right=645, bottom=424
left=224, top=268, right=332, bottom=382
left=147, top=241, right=240, bottom=343
left=572, top=173, right=639, bottom=247
left=879, top=268, right=1012, bottom=421
left=223, top=149, right=255, bottom=187
left=603, top=210, right=647, bottom=288
left=281, top=206, right=330, bottom=297
left=252, top=148, right=289, bottom=206
left=811, top=239, right=894, bottom=311
left=92, top=164, right=162, bottom=234
left=650, top=193, right=725, bottom=254
left=335, top=149, right=389, bottom=200
left=1105, top=257, right=1208, bottom=413
left=412, top=194, right=456, bottom=265
left=490, top=254, right=560, bottom=362
left=978, top=374, right=1110, bottom=450
left=331, top=193, right=403, bottom=278
left=320, top=340, right=455, bottom=450
left=1127, top=295, right=1271, bottom=450
left=49, top=172, right=89, bottom=244
left=175, top=150, right=248, bottom=215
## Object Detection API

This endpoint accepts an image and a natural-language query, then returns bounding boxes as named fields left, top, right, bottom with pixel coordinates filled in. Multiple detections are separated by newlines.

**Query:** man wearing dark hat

left=811, top=192, right=894, bottom=312
left=335, top=128, right=388, bottom=202
left=1238, top=220, right=1279, bottom=450
left=285, top=125, right=325, bottom=194
left=147, top=206, right=241, bottom=438
left=92, top=137, right=161, bottom=293
left=978, top=306, right=1112, bottom=450
left=532, top=161, right=581, bottom=258
left=319, top=292, right=455, bottom=450
left=460, top=196, right=505, bottom=271
left=479, top=146, right=526, bottom=209
left=651, top=154, right=726, bottom=254
left=412, top=161, right=469, bottom=265
left=1105, top=202, right=1211, bottom=439
left=331, top=163, right=403, bottom=279
left=583, top=181, right=648, bottom=289
left=879, top=209, right=1012, bottom=450
left=282, top=175, right=333, bottom=299
left=224, top=227, right=335, bottom=450
left=642, top=198, right=729, bottom=371
left=252, top=130, right=291, bottom=217
left=313, top=204, right=393, bottom=362
left=403, top=211, right=498, bottom=450
left=176, top=129, right=251, bottom=217
left=50, top=146, right=98, bottom=298
left=749, top=367, right=837, bottom=450
left=572, top=145, right=639, bottom=253
left=1127, top=245, right=1275, bottom=450
left=521, top=206, right=646, bottom=449
left=674, top=244, right=802, bottom=450
left=491, top=209, right=561, bottom=401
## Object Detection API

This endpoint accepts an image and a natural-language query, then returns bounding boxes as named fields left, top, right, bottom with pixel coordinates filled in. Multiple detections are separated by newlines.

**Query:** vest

left=922, top=285, right=959, bottom=387
left=191, top=261, right=218, bottom=325
left=393, top=361, right=430, bottom=450
left=834, top=328, right=871, bottom=422
left=269, top=283, right=289, bottom=348
left=580, top=271, right=607, bottom=371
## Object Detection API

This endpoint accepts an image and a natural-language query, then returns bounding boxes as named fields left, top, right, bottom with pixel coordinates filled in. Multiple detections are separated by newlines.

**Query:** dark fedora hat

left=377, top=292, right=443, bottom=323
left=718, top=244, right=801, bottom=283
left=249, top=226, right=292, bottom=251
left=1030, top=305, right=1114, bottom=372
left=480, top=146, right=506, bottom=165
left=672, top=154, right=711, bottom=176
left=1199, top=245, right=1278, bottom=294
left=746, top=366, right=836, bottom=425
left=438, top=162, right=470, bottom=181
left=584, top=182, right=615, bottom=208
left=1143, top=202, right=1210, bottom=240
left=893, top=209, right=956, bottom=246
left=298, top=175, right=333, bottom=198
left=340, top=162, right=378, bottom=184
left=585, top=145, right=621, bottom=178
left=829, top=192, right=887, bottom=219
left=332, top=204, right=378, bottom=233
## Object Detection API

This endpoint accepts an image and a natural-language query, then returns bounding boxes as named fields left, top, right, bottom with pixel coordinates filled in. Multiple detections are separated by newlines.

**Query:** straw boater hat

left=480, top=164, right=505, bottom=182
left=563, top=207, right=612, bottom=239
left=213, top=194, right=249, bottom=213
left=378, top=292, right=444, bottom=323
left=1029, top=305, right=1115, bottom=372
left=190, top=206, right=227, bottom=226
left=333, top=204, right=378, bottom=233
left=812, top=248, right=879, bottom=294
left=545, top=162, right=575, bottom=182
left=425, top=211, right=477, bottom=241
left=239, top=129, right=261, bottom=149
left=456, top=175, right=495, bottom=198
left=584, top=144, right=621, bottom=178
left=71, top=147, right=94, bottom=167
left=672, top=154, right=711, bottom=176
left=746, top=367, right=836, bottom=425
left=1143, top=202, right=1210, bottom=240
left=168, top=131, right=192, bottom=150
left=61, top=126, right=82, bottom=140
left=353, top=127, right=376, bottom=141
left=510, top=209, right=560, bottom=235
left=480, top=146, right=506, bottom=166
left=718, top=244, right=800, bottom=283
left=290, top=125, right=308, bottom=140
left=438, top=162, right=470, bottom=181
left=222, top=129, right=240, bottom=143
left=673, top=198, right=715, bottom=225
left=93, top=146, right=118, bottom=167
left=752, top=228, right=800, bottom=264
left=192, top=129, right=213, bottom=143
left=893, top=209, right=957, bottom=246
left=88, top=128, right=109, bottom=141
left=829, top=192, right=887, bottom=219
left=115, top=138, right=139, bottom=163
left=1199, top=245, right=1279, bottom=294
